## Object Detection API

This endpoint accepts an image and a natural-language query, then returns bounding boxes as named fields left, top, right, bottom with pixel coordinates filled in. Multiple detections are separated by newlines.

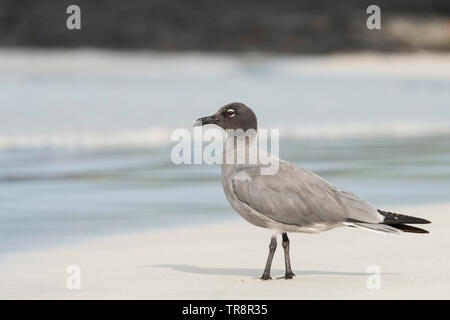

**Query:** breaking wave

left=0, top=122, right=449, bottom=151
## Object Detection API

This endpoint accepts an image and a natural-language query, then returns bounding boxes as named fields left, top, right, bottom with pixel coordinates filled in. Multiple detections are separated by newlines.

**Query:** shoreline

left=0, top=202, right=448, bottom=299
left=2, top=49, right=450, bottom=78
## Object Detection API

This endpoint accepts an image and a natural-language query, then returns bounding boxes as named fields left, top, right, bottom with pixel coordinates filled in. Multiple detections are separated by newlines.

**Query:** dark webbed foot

left=284, top=271, right=295, bottom=279
left=260, top=274, right=272, bottom=281
left=276, top=271, right=295, bottom=280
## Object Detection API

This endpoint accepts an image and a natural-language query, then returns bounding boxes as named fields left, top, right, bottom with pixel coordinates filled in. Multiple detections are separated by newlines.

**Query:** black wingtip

left=387, top=223, right=430, bottom=234
left=378, top=209, right=431, bottom=225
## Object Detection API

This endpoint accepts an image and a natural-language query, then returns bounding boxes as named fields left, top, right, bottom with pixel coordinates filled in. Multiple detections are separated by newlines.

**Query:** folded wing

left=231, top=161, right=383, bottom=228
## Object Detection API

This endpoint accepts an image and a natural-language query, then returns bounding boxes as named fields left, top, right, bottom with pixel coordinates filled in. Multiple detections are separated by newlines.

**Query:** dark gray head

left=194, top=102, right=257, bottom=131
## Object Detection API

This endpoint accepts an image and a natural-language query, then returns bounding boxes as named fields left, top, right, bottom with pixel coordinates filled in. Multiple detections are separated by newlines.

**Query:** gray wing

left=232, top=161, right=383, bottom=227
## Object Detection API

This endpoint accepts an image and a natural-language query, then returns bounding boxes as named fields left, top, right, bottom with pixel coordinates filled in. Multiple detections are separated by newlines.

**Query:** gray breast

left=221, top=164, right=278, bottom=229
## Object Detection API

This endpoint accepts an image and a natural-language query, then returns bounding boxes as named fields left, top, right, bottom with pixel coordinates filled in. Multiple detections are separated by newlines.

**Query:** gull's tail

left=345, top=210, right=431, bottom=234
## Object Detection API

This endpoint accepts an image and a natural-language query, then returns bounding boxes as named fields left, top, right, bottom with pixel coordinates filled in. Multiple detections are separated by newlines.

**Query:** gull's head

left=194, top=102, right=257, bottom=131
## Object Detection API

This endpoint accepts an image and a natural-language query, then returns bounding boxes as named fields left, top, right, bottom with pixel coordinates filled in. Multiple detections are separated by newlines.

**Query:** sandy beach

left=1, top=0, right=450, bottom=305
left=0, top=203, right=448, bottom=299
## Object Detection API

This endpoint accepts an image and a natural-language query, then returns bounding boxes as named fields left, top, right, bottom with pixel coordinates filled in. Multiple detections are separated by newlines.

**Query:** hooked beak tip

left=194, top=115, right=215, bottom=127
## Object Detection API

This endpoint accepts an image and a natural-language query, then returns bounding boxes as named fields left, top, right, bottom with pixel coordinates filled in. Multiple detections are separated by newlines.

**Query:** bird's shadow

left=148, top=264, right=397, bottom=277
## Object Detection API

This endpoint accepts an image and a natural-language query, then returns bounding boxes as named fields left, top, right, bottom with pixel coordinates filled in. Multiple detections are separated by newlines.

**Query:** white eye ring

left=227, top=109, right=235, bottom=117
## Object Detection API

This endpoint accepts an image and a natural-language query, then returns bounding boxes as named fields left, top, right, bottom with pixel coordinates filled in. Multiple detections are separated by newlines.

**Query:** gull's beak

left=193, top=115, right=216, bottom=127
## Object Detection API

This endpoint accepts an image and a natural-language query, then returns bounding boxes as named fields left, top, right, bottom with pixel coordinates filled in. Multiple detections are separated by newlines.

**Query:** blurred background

left=0, top=0, right=449, bottom=254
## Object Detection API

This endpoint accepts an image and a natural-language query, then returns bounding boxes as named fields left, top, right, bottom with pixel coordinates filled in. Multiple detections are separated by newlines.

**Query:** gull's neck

left=223, top=130, right=258, bottom=166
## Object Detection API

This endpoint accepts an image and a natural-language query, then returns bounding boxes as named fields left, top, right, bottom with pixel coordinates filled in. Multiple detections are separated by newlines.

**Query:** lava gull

left=194, top=102, right=431, bottom=280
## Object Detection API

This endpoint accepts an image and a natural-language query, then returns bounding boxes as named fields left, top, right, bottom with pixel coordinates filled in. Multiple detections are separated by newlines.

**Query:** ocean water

left=0, top=50, right=449, bottom=254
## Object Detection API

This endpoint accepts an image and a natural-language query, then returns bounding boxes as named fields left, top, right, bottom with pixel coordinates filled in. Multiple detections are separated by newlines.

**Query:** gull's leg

left=260, top=235, right=277, bottom=280
left=282, top=233, right=295, bottom=279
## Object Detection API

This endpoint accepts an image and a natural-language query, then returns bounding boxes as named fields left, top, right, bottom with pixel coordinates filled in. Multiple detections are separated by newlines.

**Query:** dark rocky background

left=1, top=0, right=450, bottom=52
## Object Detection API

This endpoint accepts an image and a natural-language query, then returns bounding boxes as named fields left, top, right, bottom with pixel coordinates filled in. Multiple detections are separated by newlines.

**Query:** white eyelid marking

left=228, top=109, right=235, bottom=117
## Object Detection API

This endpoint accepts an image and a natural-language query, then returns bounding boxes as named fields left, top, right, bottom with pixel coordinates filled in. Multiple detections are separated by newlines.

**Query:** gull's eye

left=227, top=109, right=235, bottom=117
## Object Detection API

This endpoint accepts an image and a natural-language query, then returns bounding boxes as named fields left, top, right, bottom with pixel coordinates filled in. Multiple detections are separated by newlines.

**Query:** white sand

left=0, top=203, right=448, bottom=299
